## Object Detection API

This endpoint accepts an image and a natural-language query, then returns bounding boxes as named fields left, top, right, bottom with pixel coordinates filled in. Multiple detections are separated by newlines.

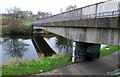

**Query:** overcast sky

left=0, top=0, right=107, bottom=14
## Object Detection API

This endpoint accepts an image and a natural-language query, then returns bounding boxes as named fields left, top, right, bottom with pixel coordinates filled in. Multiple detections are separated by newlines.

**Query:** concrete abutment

left=73, top=42, right=101, bottom=62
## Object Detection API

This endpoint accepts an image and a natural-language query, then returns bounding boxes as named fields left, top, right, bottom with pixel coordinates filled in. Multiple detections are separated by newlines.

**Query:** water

left=1, top=34, right=73, bottom=64
left=1, top=34, right=107, bottom=64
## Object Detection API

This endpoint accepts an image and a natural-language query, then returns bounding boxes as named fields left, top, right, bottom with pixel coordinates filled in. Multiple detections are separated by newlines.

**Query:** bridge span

left=32, top=0, right=120, bottom=62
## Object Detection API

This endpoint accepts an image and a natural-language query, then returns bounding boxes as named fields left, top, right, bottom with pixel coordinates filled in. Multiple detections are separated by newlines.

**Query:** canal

left=1, top=34, right=74, bottom=64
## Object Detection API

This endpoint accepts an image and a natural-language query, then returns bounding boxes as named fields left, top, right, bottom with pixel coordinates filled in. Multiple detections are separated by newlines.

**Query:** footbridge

left=32, top=0, right=120, bottom=62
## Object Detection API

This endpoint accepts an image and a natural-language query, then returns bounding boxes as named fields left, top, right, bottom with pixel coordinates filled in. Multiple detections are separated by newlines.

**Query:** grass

left=0, top=16, right=2, bottom=20
left=0, top=69, right=1, bottom=77
left=100, top=45, right=120, bottom=57
left=2, top=54, right=71, bottom=75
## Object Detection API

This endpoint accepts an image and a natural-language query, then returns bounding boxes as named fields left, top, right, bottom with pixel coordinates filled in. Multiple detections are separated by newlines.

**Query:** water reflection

left=1, top=36, right=38, bottom=64
left=55, top=36, right=73, bottom=55
left=43, top=34, right=73, bottom=55
left=2, top=38, right=29, bottom=59
left=32, top=35, right=56, bottom=57
left=1, top=34, right=74, bottom=64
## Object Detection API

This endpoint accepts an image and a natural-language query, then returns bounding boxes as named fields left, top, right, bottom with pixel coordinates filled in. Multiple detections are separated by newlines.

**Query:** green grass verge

left=100, top=45, right=120, bottom=57
left=2, top=54, right=71, bottom=75
left=0, top=16, right=2, bottom=20
left=0, top=69, right=2, bottom=77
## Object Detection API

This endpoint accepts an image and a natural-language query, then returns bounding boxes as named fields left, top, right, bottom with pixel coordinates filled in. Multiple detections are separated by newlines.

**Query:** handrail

left=32, top=0, right=119, bottom=24
left=34, top=1, right=107, bottom=21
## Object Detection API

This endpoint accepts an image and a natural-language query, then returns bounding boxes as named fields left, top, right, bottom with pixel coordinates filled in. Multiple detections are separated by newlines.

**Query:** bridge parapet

left=32, top=0, right=119, bottom=26
left=35, top=17, right=119, bottom=28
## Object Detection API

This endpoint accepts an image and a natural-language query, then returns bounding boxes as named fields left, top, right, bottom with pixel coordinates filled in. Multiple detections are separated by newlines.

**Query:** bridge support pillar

left=73, top=42, right=101, bottom=62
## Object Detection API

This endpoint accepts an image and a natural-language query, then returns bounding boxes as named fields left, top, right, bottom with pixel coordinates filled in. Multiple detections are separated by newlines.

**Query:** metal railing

left=32, top=0, right=119, bottom=24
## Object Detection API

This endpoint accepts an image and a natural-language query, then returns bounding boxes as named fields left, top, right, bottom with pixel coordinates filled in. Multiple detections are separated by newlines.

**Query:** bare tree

left=60, top=5, right=77, bottom=13
left=37, top=11, right=52, bottom=18
left=3, top=7, right=33, bottom=35
left=60, top=8, right=63, bottom=13
left=65, top=5, right=77, bottom=11
left=5, top=7, right=23, bottom=27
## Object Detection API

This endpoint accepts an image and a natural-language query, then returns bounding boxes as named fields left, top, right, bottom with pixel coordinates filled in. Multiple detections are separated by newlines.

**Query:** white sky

left=0, top=0, right=106, bottom=14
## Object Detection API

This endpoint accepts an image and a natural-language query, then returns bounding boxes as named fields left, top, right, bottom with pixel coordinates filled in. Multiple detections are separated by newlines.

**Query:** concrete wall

left=37, top=17, right=119, bottom=28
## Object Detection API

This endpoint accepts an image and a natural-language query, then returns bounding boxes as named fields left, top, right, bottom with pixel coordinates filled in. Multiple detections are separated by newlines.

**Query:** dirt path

left=36, top=50, right=119, bottom=75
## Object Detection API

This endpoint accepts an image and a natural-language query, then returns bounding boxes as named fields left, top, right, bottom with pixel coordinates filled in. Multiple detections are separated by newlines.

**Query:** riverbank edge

left=2, top=54, right=72, bottom=75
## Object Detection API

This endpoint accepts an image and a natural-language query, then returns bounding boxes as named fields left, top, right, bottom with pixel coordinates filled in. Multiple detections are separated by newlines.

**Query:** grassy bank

left=100, top=45, right=120, bottom=57
left=2, top=54, right=71, bottom=75
left=2, top=22, right=33, bottom=35
left=2, top=14, right=33, bottom=35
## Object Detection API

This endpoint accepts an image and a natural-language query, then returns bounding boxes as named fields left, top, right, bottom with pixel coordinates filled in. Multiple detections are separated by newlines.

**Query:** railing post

left=95, top=3, right=98, bottom=18
left=118, top=1, right=120, bottom=28
left=80, top=8, right=82, bottom=19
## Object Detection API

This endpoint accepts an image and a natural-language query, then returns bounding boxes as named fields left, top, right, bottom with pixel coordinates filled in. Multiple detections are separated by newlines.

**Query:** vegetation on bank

left=2, top=24, right=33, bottom=35
left=100, top=45, right=120, bottom=57
left=0, top=70, right=2, bottom=77
left=2, top=54, right=71, bottom=75
left=2, top=7, right=33, bottom=35
left=1, top=7, right=53, bottom=35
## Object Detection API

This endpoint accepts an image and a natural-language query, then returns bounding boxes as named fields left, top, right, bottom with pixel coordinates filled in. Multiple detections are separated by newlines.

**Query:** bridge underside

left=34, top=27, right=119, bottom=46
